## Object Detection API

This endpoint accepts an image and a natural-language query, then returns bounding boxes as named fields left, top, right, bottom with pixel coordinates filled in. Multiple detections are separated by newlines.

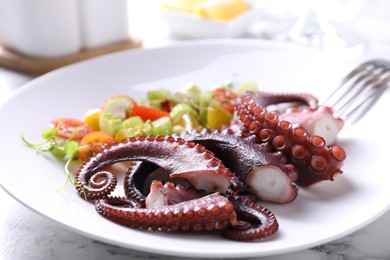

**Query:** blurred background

left=1, top=0, right=390, bottom=61
left=129, top=0, right=389, bottom=56
left=1, top=0, right=390, bottom=91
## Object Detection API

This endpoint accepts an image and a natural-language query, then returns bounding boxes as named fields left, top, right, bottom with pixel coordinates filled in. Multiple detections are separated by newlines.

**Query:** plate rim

left=1, top=39, right=389, bottom=258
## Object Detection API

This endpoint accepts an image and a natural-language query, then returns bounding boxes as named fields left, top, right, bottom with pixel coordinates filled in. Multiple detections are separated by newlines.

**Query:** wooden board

left=0, top=37, right=142, bottom=75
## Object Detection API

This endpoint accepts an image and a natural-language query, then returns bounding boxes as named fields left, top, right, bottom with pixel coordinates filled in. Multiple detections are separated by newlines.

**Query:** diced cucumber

left=99, top=112, right=123, bottom=136
left=115, top=128, right=144, bottom=142
left=199, top=92, right=212, bottom=126
left=147, top=89, right=172, bottom=101
left=147, top=99, right=165, bottom=110
left=173, top=83, right=201, bottom=102
left=170, top=103, right=201, bottom=131
left=103, top=96, right=134, bottom=119
left=170, top=103, right=198, bottom=124
left=122, top=116, right=144, bottom=129
left=145, top=89, right=173, bottom=110
left=151, top=116, right=173, bottom=136
left=182, top=113, right=201, bottom=132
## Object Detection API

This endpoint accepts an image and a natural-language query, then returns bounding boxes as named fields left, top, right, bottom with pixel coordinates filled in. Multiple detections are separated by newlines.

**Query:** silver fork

left=321, top=59, right=390, bottom=124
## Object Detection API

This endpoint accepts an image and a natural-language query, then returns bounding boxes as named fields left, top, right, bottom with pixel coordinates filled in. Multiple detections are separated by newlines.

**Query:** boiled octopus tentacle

left=124, top=161, right=159, bottom=207
left=249, top=91, right=343, bottom=145
left=125, top=160, right=251, bottom=202
left=178, top=128, right=298, bottom=203
left=124, top=161, right=194, bottom=206
left=221, top=195, right=279, bottom=241
left=236, top=92, right=346, bottom=186
left=278, top=106, right=344, bottom=145
left=75, top=135, right=234, bottom=200
left=145, top=180, right=207, bottom=208
left=123, top=128, right=298, bottom=203
left=75, top=170, right=118, bottom=201
left=252, top=91, right=319, bottom=111
left=95, top=192, right=237, bottom=232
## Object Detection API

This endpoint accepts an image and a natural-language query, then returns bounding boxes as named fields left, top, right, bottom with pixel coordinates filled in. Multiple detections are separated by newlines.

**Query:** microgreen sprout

left=21, top=118, right=86, bottom=197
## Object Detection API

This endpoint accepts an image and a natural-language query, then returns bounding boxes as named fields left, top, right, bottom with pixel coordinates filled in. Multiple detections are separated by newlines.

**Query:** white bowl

left=158, top=6, right=259, bottom=39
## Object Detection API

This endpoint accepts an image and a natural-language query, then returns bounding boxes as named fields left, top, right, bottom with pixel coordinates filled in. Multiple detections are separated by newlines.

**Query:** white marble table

left=2, top=2, right=390, bottom=259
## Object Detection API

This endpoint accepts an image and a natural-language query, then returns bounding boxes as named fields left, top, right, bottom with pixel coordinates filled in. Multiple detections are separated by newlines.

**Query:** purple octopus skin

left=221, top=195, right=279, bottom=241
left=236, top=91, right=346, bottom=186
left=123, top=129, right=298, bottom=204
left=95, top=192, right=237, bottom=232
left=252, top=91, right=319, bottom=111
left=95, top=185, right=279, bottom=241
left=74, top=170, right=118, bottom=201
left=250, top=91, right=344, bottom=145
left=75, top=135, right=234, bottom=200
left=125, top=161, right=255, bottom=205
left=178, top=128, right=299, bottom=203
left=124, top=161, right=159, bottom=207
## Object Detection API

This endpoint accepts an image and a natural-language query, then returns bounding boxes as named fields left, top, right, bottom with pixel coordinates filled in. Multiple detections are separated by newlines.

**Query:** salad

left=22, top=79, right=257, bottom=185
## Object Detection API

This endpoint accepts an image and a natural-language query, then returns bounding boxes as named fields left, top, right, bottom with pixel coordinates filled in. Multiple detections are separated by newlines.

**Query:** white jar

left=0, top=0, right=81, bottom=58
left=78, top=0, right=129, bottom=49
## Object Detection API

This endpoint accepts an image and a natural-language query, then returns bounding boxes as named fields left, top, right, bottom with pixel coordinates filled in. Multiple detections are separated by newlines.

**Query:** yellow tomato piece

left=195, top=0, right=249, bottom=20
left=206, top=104, right=232, bottom=130
left=83, top=109, right=102, bottom=131
left=78, top=131, right=115, bottom=161
left=114, top=129, right=132, bottom=143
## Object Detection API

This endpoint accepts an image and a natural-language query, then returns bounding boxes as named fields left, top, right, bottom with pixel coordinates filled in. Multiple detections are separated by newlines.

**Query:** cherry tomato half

left=49, top=118, right=92, bottom=140
left=131, top=105, right=170, bottom=121
left=77, top=131, right=115, bottom=161
left=212, top=88, right=238, bottom=114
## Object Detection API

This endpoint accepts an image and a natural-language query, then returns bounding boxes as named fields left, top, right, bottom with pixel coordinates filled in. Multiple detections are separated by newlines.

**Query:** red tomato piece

left=131, top=105, right=170, bottom=121
left=50, top=118, right=92, bottom=140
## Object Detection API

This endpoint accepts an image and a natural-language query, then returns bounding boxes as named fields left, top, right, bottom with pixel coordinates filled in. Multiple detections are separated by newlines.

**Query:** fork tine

left=321, top=61, right=375, bottom=107
left=335, top=66, right=388, bottom=113
left=323, top=59, right=390, bottom=124
left=343, top=78, right=389, bottom=123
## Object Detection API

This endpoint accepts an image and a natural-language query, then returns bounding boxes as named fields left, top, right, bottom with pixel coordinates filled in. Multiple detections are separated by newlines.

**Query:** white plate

left=1, top=39, right=389, bottom=258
